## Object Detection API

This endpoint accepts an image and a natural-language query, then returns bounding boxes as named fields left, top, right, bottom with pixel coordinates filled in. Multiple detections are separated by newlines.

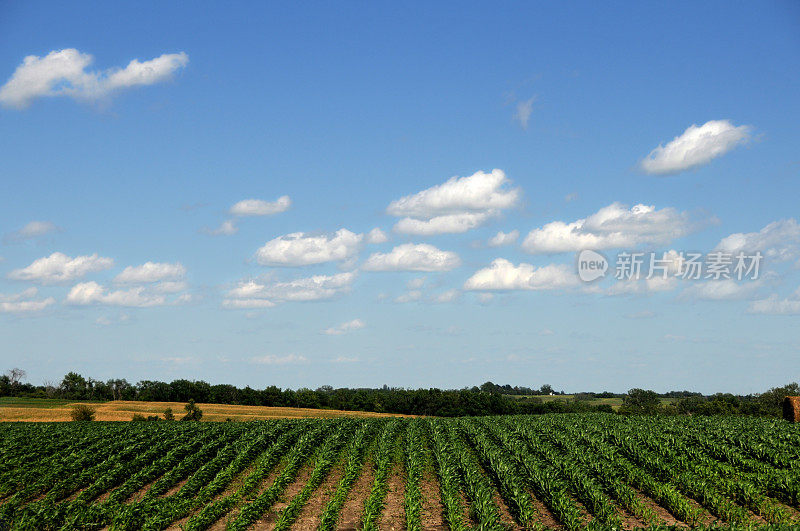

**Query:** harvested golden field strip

left=0, top=399, right=415, bottom=422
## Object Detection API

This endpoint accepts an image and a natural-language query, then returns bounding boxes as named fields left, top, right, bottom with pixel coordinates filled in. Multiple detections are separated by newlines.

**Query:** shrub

left=164, top=407, right=175, bottom=421
left=619, top=388, right=661, bottom=415
left=132, top=413, right=162, bottom=421
left=70, top=405, right=95, bottom=421
left=181, top=399, right=203, bottom=421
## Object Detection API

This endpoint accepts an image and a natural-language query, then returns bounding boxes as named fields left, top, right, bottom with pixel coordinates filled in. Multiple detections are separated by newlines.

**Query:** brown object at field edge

left=783, top=396, right=800, bottom=423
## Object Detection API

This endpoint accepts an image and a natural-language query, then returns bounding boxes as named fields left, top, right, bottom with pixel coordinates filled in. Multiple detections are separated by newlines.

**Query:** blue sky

left=1, top=1, right=799, bottom=393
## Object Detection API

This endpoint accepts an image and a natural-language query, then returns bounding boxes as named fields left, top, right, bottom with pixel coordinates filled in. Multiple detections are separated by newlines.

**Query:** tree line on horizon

left=0, top=369, right=796, bottom=418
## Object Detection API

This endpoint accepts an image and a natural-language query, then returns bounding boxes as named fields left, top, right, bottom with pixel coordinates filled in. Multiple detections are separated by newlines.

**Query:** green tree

left=60, top=372, right=88, bottom=399
left=620, top=388, right=661, bottom=415
left=758, top=382, right=800, bottom=412
left=181, top=399, right=203, bottom=421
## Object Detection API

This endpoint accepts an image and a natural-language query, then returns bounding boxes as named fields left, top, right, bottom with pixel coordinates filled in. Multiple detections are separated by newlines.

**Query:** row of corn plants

left=272, top=420, right=362, bottom=530
left=183, top=422, right=307, bottom=531
left=225, top=420, right=339, bottom=530
left=317, top=419, right=382, bottom=530
left=360, top=420, right=405, bottom=530
left=403, top=419, right=425, bottom=531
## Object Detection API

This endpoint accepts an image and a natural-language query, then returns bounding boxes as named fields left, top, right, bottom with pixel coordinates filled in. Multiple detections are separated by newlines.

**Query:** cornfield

left=0, top=414, right=798, bottom=529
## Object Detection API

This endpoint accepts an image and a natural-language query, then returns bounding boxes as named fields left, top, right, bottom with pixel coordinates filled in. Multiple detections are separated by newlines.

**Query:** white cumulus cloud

left=323, top=318, right=366, bottom=335
left=394, top=212, right=493, bottom=236
left=365, top=228, right=389, bottom=244
left=221, top=298, right=276, bottom=309
left=488, top=230, right=519, bottom=247
left=387, top=169, right=520, bottom=235
left=521, top=203, right=706, bottom=254
left=0, top=287, right=55, bottom=314
left=154, top=281, right=189, bottom=294
left=715, top=219, right=800, bottom=262
left=9, top=252, right=114, bottom=283
left=639, top=120, right=751, bottom=175
left=256, top=229, right=362, bottom=266
left=114, top=261, right=185, bottom=284
left=223, top=272, right=356, bottom=308
left=230, top=196, right=291, bottom=217
left=66, top=281, right=168, bottom=307
left=363, top=243, right=461, bottom=272
left=0, top=49, right=189, bottom=109
left=463, top=259, right=579, bottom=291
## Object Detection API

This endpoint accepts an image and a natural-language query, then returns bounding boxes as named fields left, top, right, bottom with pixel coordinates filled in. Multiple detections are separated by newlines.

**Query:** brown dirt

left=292, top=460, right=346, bottom=529
left=163, top=476, right=190, bottom=497
left=336, top=460, right=375, bottom=530
left=126, top=475, right=162, bottom=503
left=745, top=506, right=768, bottom=526
left=630, top=487, right=686, bottom=527
left=94, top=484, right=119, bottom=504
left=775, top=500, right=800, bottom=521
left=420, top=472, right=446, bottom=529
left=63, top=484, right=89, bottom=502
left=168, top=513, right=192, bottom=530
left=684, top=494, right=718, bottom=527
left=491, top=489, right=521, bottom=529
left=201, top=460, right=260, bottom=509
left=169, top=463, right=263, bottom=531
left=378, top=463, right=407, bottom=530
left=208, top=460, right=289, bottom=531
left=570, top=496, right=593, bottom=527
left=254, top=463, right=315, bottom=527
left=615, top=504, right=645, bottom=530
left=208, top=510, right=233, bottom=530
left=458, top=489, right=474, bottom=527
left=528, top=491, right=564, bottom=530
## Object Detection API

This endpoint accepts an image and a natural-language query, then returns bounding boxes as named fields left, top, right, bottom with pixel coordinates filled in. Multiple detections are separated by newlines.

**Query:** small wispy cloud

left=204, top=219, right=238, bottom=236
left=250, top=354, right=308, bottom=365
left=513, top=96, right=535, bottom=129
left=323, top=318, right=366, bottom=335
left=332, top=356, right=359, bottom=363
left=4, top=221, right=60, bottom=243
left=230, top=196, right=291, bottom=217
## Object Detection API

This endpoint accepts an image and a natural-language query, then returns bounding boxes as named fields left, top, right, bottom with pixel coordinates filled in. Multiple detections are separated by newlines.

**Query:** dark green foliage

left=619, top=388, right=662, bottom=415
left=1, top=367, right=796, bottom=418
left=181, top=399, right=203, bottom=421
left=70, top=404, right=95, bottom=421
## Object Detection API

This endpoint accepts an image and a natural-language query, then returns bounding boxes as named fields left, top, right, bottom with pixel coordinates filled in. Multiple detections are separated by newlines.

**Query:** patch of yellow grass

left=0, top=400, right=416, bottom=422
